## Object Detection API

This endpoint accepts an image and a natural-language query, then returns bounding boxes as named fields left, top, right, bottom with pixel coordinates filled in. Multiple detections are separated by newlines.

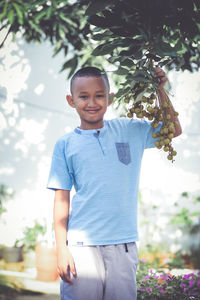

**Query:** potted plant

left=0, top=184, right=14, bottom=261
left=2, top=240, right=23, bottom=263
left=169, top=192, right=200, bottom=269
left=21, top=220, right=58, bottom=281
left=20, top=220, right=47, bottom=269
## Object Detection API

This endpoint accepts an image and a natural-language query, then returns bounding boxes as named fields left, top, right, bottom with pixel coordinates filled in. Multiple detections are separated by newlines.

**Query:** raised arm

left=154, top=67, right=182, bottom=138
left=54, top=189, right=76, bottom=283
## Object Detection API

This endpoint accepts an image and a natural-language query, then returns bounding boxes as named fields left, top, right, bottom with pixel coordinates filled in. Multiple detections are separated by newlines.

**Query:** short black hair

left=70, top=66, right=110, bottom=94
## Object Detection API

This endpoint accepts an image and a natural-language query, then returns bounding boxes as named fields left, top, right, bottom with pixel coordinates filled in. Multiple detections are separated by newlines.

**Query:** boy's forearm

left=53, top=190, right=70, bottom=250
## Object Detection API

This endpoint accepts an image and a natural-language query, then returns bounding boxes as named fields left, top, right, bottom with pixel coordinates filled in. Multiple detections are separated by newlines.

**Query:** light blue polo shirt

left=47, top=117, right=162, bottom=246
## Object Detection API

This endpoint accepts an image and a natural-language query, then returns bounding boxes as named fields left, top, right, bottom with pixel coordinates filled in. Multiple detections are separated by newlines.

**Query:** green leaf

left=114, top=89, right=125, bottom=98
left=195, top=196, right=200, bottom=202
left=132, top=76, right=150, bottom=82
left=12, top=3, right=23, bottom=25
left=86, top=0, right=114, bottom=16
left=173, top=40, right=183, bottom=52
left=58, top=26, right=66, bottom=40
left=132, top=50, right=144, bottom=60
left=92, top=43, right=117, bottom=56
left=0, top=2, right=8, bottom=21
left=88, top=15, right=108, bottom=28
left=132, top=70, right=146, bottom=78
left=8, top=9, right=15, bottom=25
left=67, top=58, right=78, bottom=79
left=60, top=57, right=78, bottom=75
left=154, top=41, right=178, bottom=57
left=29, top=20, right=43, bottom=35
left=91, top=31, right=113, bottom=40
left=181, top=192, right=189, bottom=198
left=45, top=6, right=52, bottom=20
left=34, top=9, right=47, bottom=23
left=60, top=13, right=77, bottom=27
left=115, top=86, right=130, bottom=98
left=120, top=58, right=135, bottom=67
left=190, top=211, right=200, bottom=217
left=115, top=67, right=129, bottom=75
left=91, top=34, right=105, bottom=41
left=52, top=41, right=63, bottom=57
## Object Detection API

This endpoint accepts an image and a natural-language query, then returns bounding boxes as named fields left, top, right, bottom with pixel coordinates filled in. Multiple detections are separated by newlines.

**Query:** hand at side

left=57, top=246, right=77, bottom=283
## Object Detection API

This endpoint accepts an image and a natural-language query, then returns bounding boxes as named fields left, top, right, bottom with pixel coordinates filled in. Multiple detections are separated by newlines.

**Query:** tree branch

left=0, top=24, right=7, bottom=32
left=0, top=25, right=12, bottom=49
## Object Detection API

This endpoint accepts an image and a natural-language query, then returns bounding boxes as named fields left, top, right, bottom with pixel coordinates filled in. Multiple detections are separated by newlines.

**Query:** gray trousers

left=60, top=242, right=139, bottom=300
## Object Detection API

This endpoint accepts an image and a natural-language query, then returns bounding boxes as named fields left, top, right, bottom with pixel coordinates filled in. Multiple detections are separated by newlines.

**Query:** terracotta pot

left=35, top=244, right=59, bottom=282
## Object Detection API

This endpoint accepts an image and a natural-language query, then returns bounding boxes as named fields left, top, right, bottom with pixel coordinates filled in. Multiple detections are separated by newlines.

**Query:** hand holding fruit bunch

left=126, top=67, right=182, bottom=162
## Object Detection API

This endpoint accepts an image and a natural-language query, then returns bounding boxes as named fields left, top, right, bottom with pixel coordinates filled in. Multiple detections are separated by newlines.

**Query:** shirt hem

left=67, top=236, right=138, bottom=246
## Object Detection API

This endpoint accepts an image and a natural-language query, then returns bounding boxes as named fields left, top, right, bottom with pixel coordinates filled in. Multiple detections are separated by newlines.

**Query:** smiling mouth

left=85, top=109, right=100, bottom=114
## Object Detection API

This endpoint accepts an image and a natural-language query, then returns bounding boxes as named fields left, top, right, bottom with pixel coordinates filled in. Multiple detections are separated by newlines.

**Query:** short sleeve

left=140, top=120, right=163, bottom=149
left=47, top=139, right=73, bottom=191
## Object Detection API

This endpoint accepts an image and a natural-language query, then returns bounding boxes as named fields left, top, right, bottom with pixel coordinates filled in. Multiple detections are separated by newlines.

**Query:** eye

left=80, top=95, right=88, bottom=99
left=96, top=94, right=104, bottom=98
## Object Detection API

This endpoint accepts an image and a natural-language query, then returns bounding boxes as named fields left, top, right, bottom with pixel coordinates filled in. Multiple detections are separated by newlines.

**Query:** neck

left=80, top=121, right=104, bottom=130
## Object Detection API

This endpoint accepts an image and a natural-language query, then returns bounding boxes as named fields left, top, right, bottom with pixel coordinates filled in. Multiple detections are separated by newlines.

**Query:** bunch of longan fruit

left=125, top=91, right=179, bottom=162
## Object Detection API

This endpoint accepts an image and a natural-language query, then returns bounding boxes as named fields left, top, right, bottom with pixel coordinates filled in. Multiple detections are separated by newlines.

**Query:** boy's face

left=66, top=76, right=113, bottom=130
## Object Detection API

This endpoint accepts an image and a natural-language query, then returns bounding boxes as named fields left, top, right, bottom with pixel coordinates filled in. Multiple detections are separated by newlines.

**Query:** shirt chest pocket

left=115, top=142, right=131, bottom=165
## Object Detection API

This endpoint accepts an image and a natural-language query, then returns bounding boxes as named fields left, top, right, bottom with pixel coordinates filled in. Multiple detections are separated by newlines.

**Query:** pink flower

left=189, top=291, right=199, bottom=296
left=145, top=275, right=150, bottom=280
left=183, top=273, right=196, bottom=280
left=160, top=288, right=166, bottom=294
left=197, top=281, right=200, bottom=286
left=154, top=275, right=159, bottom=279
left=189, top=279, right=195, bottom=287
left=156, top=285, right=161, bottom=288
left=146, top=287, right=152, bottom=292
left=183, top=288, right=188, bottom=293
left=150, top=269, right=153, bottom=274
left=141, top=258, right=147, bottom=262
left=180, top=283, right=186, bottom=287
left=163, top=275, right=169, bottom=280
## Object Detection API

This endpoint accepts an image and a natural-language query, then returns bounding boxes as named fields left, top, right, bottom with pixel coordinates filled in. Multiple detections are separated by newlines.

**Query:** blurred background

left=0, top=0, right=200, bottom=298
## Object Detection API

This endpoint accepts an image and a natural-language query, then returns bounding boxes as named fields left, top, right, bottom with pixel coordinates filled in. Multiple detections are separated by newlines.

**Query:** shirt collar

left=74, top=121, right=107, bottom=135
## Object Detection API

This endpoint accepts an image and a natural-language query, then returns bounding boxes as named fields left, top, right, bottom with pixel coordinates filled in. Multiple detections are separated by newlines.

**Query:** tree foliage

left=0, top=0, right=91, bottom=77
left=0, top=0, right=200, bottom=96
left=83, top=0, right=200, bottom=100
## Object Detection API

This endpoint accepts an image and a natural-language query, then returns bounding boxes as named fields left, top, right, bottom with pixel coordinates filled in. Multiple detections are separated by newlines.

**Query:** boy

left=47, top=67, right=182, bottom=300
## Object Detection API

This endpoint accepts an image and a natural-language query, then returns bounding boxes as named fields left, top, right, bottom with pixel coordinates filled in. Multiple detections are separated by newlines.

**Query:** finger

left=154, top=66, right=163, bottom=73
left=57, top=266, right=73, bottom=284
left=154, top=71, right=166, bottom=78
left=154, top=67, right=165, bottom=77
left=61, top=274, right=73, bottom=284
left=70, top=260, right=77, bottom=278
left=60, top=270, right=73, bottom=284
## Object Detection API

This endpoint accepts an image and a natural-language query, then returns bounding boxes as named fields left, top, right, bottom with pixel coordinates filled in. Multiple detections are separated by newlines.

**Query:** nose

left=87, top=96, right=96, bottom=106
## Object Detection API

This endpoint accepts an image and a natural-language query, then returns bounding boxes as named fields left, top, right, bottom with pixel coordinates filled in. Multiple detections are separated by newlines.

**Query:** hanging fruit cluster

left=125, top=83, right=179, bottom=162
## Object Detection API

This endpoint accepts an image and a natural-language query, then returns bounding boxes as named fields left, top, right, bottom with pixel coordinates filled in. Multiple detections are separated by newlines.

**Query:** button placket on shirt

left=93, top=131, right=106, bottom=155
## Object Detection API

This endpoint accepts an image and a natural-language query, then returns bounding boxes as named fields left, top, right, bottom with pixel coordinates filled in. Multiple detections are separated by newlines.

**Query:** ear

left=108, top=93, right=114, bottom=106
left=66, top=95, right=75, bottom=108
